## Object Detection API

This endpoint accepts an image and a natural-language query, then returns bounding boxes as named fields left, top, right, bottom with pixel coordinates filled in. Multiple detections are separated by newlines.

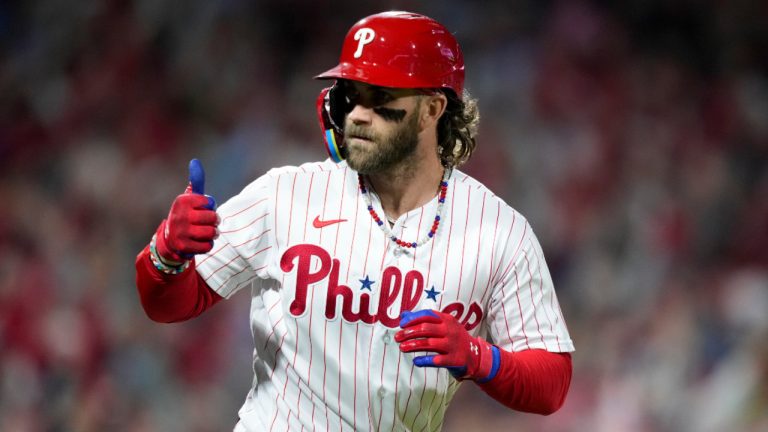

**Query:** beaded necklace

left=358, top=168, right=450, bottom=249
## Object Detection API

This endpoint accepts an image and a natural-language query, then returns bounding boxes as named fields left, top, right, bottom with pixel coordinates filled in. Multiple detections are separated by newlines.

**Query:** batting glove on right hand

left=154, top=159, right=219, bottom=264
left=396, top=309, right=501, bottom=382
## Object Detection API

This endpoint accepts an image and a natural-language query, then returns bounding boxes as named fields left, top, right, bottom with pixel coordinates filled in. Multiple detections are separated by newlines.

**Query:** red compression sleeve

left=135, top=245, right=223, bottom=323
left=478, top=349, right=572, bottom=415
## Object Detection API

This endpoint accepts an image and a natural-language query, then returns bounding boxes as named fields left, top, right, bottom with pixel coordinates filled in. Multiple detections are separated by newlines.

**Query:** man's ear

left=420, top=93, right=448, bottom=129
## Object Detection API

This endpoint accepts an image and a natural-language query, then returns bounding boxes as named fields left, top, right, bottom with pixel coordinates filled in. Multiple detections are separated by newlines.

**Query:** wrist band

left=149, top=233, right=191, bottom=275
left=477, top=345, right=501, bottom=383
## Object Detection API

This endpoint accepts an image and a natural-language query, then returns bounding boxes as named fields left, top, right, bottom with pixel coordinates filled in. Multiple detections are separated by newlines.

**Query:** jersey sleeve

left=194, top=174, right=276, bottom=299
left=487, top=219, right=574, bottom=353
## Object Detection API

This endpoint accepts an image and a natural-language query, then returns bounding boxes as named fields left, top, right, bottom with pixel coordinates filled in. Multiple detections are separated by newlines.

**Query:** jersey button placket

left=373, top=326, right=400, bottom=429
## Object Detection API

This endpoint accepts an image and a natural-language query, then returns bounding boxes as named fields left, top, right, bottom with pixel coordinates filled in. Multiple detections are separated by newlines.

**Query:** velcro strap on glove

left=470, top=338, right=501, bottom=383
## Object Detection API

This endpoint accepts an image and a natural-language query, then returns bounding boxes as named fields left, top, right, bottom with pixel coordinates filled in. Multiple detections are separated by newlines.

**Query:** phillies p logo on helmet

left=353, top=28, right=375, bottom=58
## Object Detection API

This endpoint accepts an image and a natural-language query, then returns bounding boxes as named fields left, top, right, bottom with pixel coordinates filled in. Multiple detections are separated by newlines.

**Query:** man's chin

left=345, top=157, right=372, bottom=174
left=345, top=152, right=381, bottom=174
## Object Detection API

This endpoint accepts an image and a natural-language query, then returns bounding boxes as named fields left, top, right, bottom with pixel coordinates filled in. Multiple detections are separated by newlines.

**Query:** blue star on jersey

left=359, top=275, right=375, bottom=291
left=425, top=286, right=441, bottom=301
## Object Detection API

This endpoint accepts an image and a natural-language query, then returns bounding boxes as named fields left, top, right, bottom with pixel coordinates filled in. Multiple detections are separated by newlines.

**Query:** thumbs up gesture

left=154, top=159, right=220, bottom=265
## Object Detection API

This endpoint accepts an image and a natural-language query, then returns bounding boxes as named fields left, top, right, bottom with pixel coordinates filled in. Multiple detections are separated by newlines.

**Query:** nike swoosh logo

left=313, top=216, right=347, bottom=228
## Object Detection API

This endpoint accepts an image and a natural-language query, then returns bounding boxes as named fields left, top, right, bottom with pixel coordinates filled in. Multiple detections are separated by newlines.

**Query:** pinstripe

left=411, top=207, right=425, bottom=267
left=283, top=320, right=299, bottom=428
left=362, top=202, right=386, bottom=426
left=264, top=315, right=283, bottom=351
left=453, top=184, right=472, bottom=301
left=196, top=243, right=227, bottom=265
left=285, top=173, right=297, bottom=245
left=356, top=210, right=374, bottom=430
left=366, top=324, right=376, bottom=430
left=296, top=173, right=315, bottom=426
left=512, top=270, right=532, bottom=349
left=379, top=222, right=390, bottom=270
left=486, top=204, right=510, bottom=291
left=375, top=344, right=388, bottom=431
left=477, top=201, right=503, bottom=314
left=217, top=266, right=251, bottom=290
left=344, top=181, right=363, bottom=281
left=245, top=245, right=272, bottom=260
left=276, top=173, right=299, bottom=430
left=222, top=197, right=268, bottom=222
left=468, top=192, right=487, bottom=300
left=311, top=170, right=332, bottom=430
left=233, top=229, right=271, bottom=248
left=389, top=341, right=404, bottom=432
left=352, top=323, right=360, bottom=431
left=336, top=323, right=343, bottom=432
left=437, top=177, right=458, bottom=310
left=325, top=167, right=347, bottom=432
left=332, top=167, right=349, bottom=258
left=533, top=236, right=571, bottom=344
left=203, top=254, right=240, bottom=281
left=268, top=329, right=289, bottom=430
left=274, top=175, right=281, bottom=251
left=413, top=368, right=430, bottom=429
left=523, top=247, right=548, bottom=349
left=319, top=171, right=332, bottom=245
left=495, top=222, right=528, bottom=287
left=420, top=371, right=441, bottom=432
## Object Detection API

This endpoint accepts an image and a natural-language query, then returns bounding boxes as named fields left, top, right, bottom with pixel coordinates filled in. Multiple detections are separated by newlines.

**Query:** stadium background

left=1, top=0, right=767, bottom=430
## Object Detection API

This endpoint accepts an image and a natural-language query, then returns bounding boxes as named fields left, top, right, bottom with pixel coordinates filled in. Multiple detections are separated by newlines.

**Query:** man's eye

left=373, top=92, right=392, bottom=105
left=344, top=92, right=359, bottom=107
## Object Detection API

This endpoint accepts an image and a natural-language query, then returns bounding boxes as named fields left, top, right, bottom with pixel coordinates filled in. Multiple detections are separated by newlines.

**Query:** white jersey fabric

left=195, top=159, right=574, bottom=431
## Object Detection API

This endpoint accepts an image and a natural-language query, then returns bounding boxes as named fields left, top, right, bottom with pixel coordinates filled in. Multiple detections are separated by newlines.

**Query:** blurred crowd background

left=1, top=0, right=767, bottom=431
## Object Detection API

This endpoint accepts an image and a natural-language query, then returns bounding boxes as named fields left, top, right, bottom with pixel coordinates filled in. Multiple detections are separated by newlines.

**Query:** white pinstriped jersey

left=195, top=159, right=574, bottom=432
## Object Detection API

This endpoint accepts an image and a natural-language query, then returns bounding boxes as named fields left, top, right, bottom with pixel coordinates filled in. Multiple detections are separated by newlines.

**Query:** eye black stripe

left=374, top=107, right=407, bottom=122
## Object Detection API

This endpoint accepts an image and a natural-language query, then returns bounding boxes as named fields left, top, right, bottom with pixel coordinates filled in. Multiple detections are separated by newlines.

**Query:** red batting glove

left=395, top=309, right=501, bottom=382
left=154, top=159, right=219, bottom=264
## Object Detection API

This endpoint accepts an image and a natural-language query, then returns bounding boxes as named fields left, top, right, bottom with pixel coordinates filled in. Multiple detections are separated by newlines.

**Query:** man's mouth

left=348, top=134, right=374, bottom=142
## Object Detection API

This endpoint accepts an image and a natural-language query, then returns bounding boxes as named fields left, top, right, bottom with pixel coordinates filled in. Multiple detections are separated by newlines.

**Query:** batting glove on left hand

left=154, top=159, right=218, bottom=264
left=395, top=309, right=501, bottom=382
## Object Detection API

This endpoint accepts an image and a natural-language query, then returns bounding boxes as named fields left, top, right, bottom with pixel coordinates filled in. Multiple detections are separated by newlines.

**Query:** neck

left=365, top=148, right=445, bottom=220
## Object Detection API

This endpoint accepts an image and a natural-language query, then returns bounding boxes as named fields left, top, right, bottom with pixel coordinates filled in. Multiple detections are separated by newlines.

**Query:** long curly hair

left=436, top=89, right=479, bottom=168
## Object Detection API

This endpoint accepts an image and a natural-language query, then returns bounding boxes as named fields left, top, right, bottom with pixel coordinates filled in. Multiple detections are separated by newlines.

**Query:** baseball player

left=136, top=11, right=574, bottom=431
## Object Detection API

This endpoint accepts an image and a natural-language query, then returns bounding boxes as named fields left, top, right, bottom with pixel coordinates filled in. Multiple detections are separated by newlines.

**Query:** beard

left=342, top=109, right=420, bottom=175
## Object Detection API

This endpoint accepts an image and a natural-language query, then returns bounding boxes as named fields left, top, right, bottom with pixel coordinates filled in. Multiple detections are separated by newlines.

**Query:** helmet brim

left=314, top=62, right=441, bottom=91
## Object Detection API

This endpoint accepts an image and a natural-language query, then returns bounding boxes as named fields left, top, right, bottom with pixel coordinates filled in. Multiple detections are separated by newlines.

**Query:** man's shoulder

left=264, top=159, right=347, bottom=179
left=222, top=159, right=349, bottom=210
left=452, top=169, right=509, bottom=206
left=240, top=159, right=349, bottom=195
left=451, top=169, right=530, bottom=223
left=240, top=159, right=347, bottom=191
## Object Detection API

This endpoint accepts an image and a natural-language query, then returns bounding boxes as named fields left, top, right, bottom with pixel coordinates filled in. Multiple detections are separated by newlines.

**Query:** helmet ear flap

left=317, top=82, right=347, bottom=163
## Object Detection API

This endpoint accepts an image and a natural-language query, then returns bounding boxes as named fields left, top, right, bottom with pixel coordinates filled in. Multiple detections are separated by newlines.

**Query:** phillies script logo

left=352, top=27, right=376, bottom=58
left=281, top=244, right=484, bottom=330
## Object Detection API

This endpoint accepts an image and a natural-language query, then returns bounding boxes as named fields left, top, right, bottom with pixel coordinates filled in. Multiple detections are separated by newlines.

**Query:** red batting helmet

left=316, top=11, right=465, bottom=96
left=315, top=11, right=465, bottom=162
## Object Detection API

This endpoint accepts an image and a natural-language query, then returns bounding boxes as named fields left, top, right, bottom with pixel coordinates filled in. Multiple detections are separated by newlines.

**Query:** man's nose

left=347, top=103, right=373, bottom=125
